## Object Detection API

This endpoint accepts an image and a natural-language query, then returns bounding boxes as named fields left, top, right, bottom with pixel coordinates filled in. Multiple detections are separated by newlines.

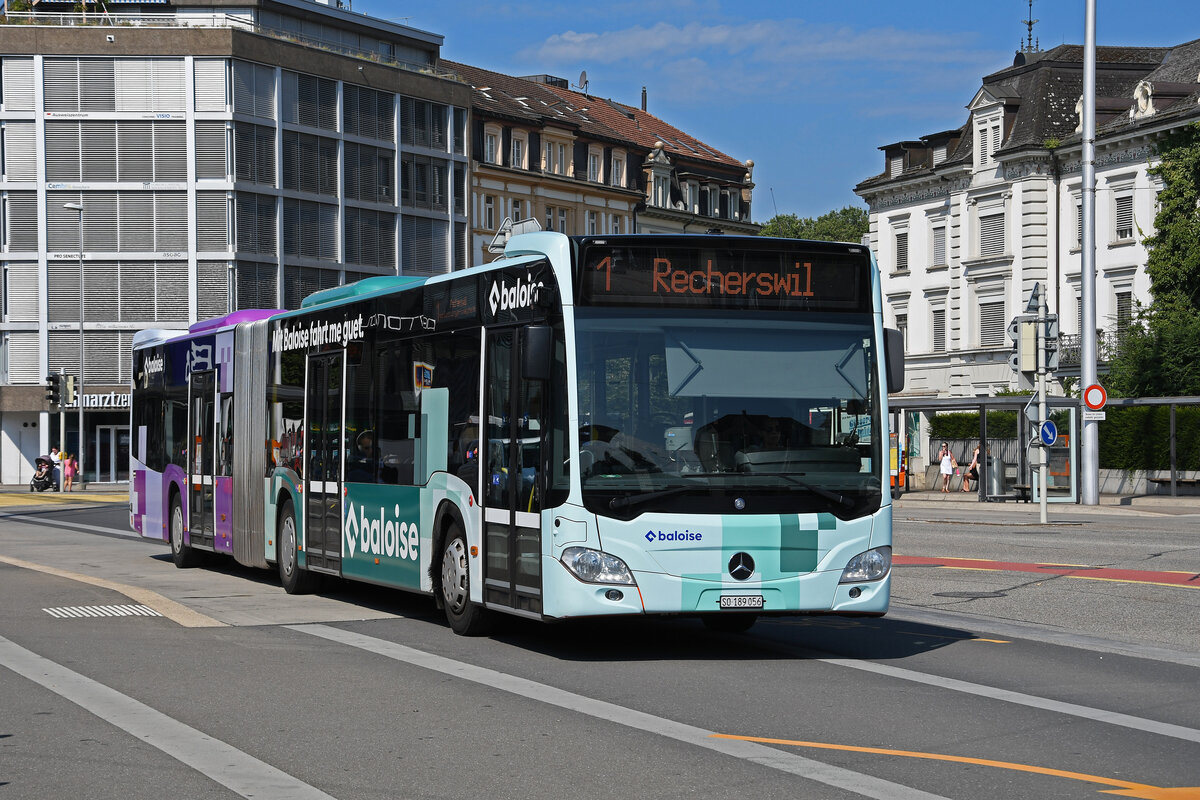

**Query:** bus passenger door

left=304, top=353, right=343, bottom=574
left=482, top=329, right=544, bottom=615
left=188, top=370, right=216, bottom=550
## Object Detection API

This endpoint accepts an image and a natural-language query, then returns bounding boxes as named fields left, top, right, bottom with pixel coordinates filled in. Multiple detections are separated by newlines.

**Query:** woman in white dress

left=938, top=442, right=957, bottom=493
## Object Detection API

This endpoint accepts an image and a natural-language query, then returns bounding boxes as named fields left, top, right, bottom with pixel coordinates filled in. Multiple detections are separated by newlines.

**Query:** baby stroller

left=30, top=456, right=56, bottom=492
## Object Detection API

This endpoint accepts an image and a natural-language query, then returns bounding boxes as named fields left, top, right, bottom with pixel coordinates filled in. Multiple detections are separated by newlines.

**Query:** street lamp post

left=63, top=202, right=85, bottom=489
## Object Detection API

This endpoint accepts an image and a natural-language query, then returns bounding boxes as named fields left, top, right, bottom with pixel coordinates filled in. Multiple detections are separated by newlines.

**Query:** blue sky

left=355, top=0, right=1196, bottom=221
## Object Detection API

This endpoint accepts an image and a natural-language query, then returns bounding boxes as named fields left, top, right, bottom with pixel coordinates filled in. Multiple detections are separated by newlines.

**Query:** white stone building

left=855, top=40, right=1200, bottom=401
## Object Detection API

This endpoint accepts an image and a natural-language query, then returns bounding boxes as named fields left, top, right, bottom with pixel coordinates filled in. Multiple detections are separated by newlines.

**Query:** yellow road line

left=710, top=734, right=1200, bottom=799
left=0, top=554, right=224, bottom=628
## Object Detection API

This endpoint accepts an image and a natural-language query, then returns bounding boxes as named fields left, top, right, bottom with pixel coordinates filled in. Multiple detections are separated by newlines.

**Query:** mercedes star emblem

left=728, top=552, right=755, bottom=581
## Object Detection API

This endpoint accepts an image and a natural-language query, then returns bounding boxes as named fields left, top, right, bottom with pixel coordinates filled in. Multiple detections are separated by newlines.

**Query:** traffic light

left=46, top=373, right=61, bottom=405
left=1043, top=314, right=1060, bottom=372
left=65, top=375, right=77, bottom=406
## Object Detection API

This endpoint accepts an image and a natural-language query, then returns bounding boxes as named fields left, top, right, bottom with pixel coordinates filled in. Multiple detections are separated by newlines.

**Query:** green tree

left=1105, top=122, right=1200, bottom=397
left=759, top=205, right=868, bottom=243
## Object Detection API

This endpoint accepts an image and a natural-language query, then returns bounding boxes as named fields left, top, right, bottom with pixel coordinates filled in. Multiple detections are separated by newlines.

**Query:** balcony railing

left=1, top=11, right=462, bottom=82
left=1058, top=329, right=1128, bottom=368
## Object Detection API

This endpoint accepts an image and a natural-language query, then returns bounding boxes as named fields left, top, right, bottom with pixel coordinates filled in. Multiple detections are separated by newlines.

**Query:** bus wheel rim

left=281, top=516, right=296, bottom=578
left=171, top=504, right=183, bottom=552
left=442, top=538, right=467, bottom=612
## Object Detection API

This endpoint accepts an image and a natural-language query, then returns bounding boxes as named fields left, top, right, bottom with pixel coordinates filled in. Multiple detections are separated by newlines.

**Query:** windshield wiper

left=776, top=474, right=855, bottom=510
left=608, top=484, right=699, bottom=511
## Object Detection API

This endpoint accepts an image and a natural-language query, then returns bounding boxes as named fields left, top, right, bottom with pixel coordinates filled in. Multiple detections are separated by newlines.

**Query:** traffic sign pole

left=1037, top=283, right=1048, bottom=524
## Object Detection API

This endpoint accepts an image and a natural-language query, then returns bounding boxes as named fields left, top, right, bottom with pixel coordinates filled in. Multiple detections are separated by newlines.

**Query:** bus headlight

left=561, top=547, right=636, bottom=585
left=839, top=546, right=891, bottom=583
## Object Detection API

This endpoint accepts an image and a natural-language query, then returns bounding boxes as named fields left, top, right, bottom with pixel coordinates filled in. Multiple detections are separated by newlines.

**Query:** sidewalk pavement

left=895, top=488, right=1200, bottom=516
left=0, top=483, right=128, bottom=508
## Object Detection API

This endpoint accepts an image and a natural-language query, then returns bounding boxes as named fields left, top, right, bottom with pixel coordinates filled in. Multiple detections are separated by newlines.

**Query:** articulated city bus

left=130, top=233, right=903, bottom=634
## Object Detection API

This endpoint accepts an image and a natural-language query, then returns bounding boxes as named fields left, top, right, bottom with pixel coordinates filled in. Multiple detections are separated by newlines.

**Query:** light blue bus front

left=542, top=505, right=890, bottom=619
left=540, top=252, right=891, bottom=620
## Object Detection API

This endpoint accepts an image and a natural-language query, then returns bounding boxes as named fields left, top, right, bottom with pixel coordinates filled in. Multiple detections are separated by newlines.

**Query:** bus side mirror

left=521, top=324, right=552, bottom=382
left=884, top=328, right=905, bottom=393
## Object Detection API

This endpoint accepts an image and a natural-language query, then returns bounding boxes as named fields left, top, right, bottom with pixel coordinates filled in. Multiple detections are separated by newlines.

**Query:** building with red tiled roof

left=445, top=61, right=758, bottom=260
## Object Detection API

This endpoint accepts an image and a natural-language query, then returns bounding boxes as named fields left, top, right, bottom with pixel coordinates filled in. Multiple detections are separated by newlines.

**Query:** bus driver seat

left=693, top=421, right=734, bottom=472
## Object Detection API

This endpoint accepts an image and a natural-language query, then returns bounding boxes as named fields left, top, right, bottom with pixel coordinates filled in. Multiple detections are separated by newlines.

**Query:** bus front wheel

left=277, top=501, right=316, bottom=594
left=169, top=495, right=199, bottom=568
left=440, top=526, right=488, bottom=635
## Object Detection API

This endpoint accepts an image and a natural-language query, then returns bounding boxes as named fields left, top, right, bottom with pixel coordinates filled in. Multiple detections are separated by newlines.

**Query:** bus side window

left=376, top=343, right=416, bottom=485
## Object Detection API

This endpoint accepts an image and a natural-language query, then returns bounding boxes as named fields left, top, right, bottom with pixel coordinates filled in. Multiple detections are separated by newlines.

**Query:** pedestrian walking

left=62, top=452, right=77, bottom=492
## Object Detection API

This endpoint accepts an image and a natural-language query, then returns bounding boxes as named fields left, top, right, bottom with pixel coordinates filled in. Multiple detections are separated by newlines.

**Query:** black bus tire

left=440, top=525, right=489, bottom=636
left=169, top=493, right=199, bottom=568
left=277, top=500, right=316, bottom=594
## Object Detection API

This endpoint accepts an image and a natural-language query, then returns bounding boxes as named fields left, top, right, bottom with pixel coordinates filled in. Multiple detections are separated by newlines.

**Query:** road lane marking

left=816, top=656, right=1200, bottom=744
left=710, top=735, right=1200, bottom=800
left=3, top=512, right=141, bottom=538
left=895, top=556, right=1200, bottom=590
left=44, top=604, right=161, bottom=618
left=0, top=554, right=224, bottom=628
left=0, top=634, right=335, bottom=800
left=292, top=623, right=952, bottom=800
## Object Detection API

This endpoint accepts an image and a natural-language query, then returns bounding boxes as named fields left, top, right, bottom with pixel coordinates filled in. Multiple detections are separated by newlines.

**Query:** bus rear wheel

left=169, top=495, right=199, bottom=568
left=277, top=500, right=317, bottom=594
left=440, top=526, right=488, bottom=635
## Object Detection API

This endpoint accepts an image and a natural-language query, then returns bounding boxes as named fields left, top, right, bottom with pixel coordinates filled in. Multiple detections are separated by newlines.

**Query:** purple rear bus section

left=132, top=309, right=281, bottom=549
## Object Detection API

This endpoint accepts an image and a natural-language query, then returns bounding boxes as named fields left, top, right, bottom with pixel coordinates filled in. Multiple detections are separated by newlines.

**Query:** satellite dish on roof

left=576, top=70, right=589, bottom=94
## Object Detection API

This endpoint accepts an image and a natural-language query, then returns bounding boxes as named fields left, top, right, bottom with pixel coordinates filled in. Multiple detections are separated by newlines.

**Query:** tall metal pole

left=64, top=202, right=86, bottom=489
left=1038, top=287, right=1049, bottom=523
left=1080, top=0, right=1099, bottom=504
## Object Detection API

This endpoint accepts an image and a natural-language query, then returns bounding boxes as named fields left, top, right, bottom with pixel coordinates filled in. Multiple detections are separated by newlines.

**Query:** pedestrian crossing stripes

left=43, top=604, right=162, bottom=619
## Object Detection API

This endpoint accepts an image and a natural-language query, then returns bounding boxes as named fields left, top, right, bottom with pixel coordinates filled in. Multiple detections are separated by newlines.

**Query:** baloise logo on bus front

left=488, top=271, right=544, bottom=317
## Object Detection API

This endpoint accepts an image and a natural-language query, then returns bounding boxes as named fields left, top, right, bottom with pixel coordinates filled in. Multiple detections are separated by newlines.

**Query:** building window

left=932, top=308, right=946, bottom=353
left=980, top=301, right=1005, bottom=347
left=1114, top=195, right=1134, bottom=241
left=545, top=205, right=554, bottom=231
left=687, top=181, right=699, bottom=213
left=1115, top=290, right=1133, bottom=333
left=612, top=216, right=621, bottom=234
left=558, top=208, right=567, bottom=233
left=979, top=212, right=1005, bottom=257
left=894, top=230, right=909, bottom=273
left=888, top=154, right=903, bottom=177
left=653, top=175, right=669, bottom=208
left=896, top=313, right=908, bottom=352
left=557, top=144, right=567, bottom=176
left=484, top=132, right=498, bottom=165
left=511, top=133, right=526, bottom=169
left=544, top=141, right=553, bottom=173
left=587, top=210, right=597, bottom=235
left=484, top=195, right=495, bottom=230
left=1076, top=199, right=1084, bottom=248
left=512, top=199, right=523, bottom=222
left=931, top=226, right=946, bottom=267
left=587, top=147, right=601, bottom=182
left=611, top=155, right=625, bottom=187
left=706, top=186, right=719, bottom=217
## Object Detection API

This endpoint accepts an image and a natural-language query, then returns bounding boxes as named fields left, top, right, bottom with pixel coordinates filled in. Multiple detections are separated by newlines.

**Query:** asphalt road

left=1, top=501, right=1198, bottom=800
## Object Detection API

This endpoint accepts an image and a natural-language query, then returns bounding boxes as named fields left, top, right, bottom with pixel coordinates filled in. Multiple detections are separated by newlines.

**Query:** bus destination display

left=578, top=243, right=870, bottom=311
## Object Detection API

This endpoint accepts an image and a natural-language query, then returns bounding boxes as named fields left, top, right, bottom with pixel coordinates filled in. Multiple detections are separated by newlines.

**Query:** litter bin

left=987, top=455, right=1005, bottom=496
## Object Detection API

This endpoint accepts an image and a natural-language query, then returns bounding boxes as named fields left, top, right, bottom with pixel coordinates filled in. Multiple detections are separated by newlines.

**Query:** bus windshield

left=575, top=308, right=882, bottom=520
